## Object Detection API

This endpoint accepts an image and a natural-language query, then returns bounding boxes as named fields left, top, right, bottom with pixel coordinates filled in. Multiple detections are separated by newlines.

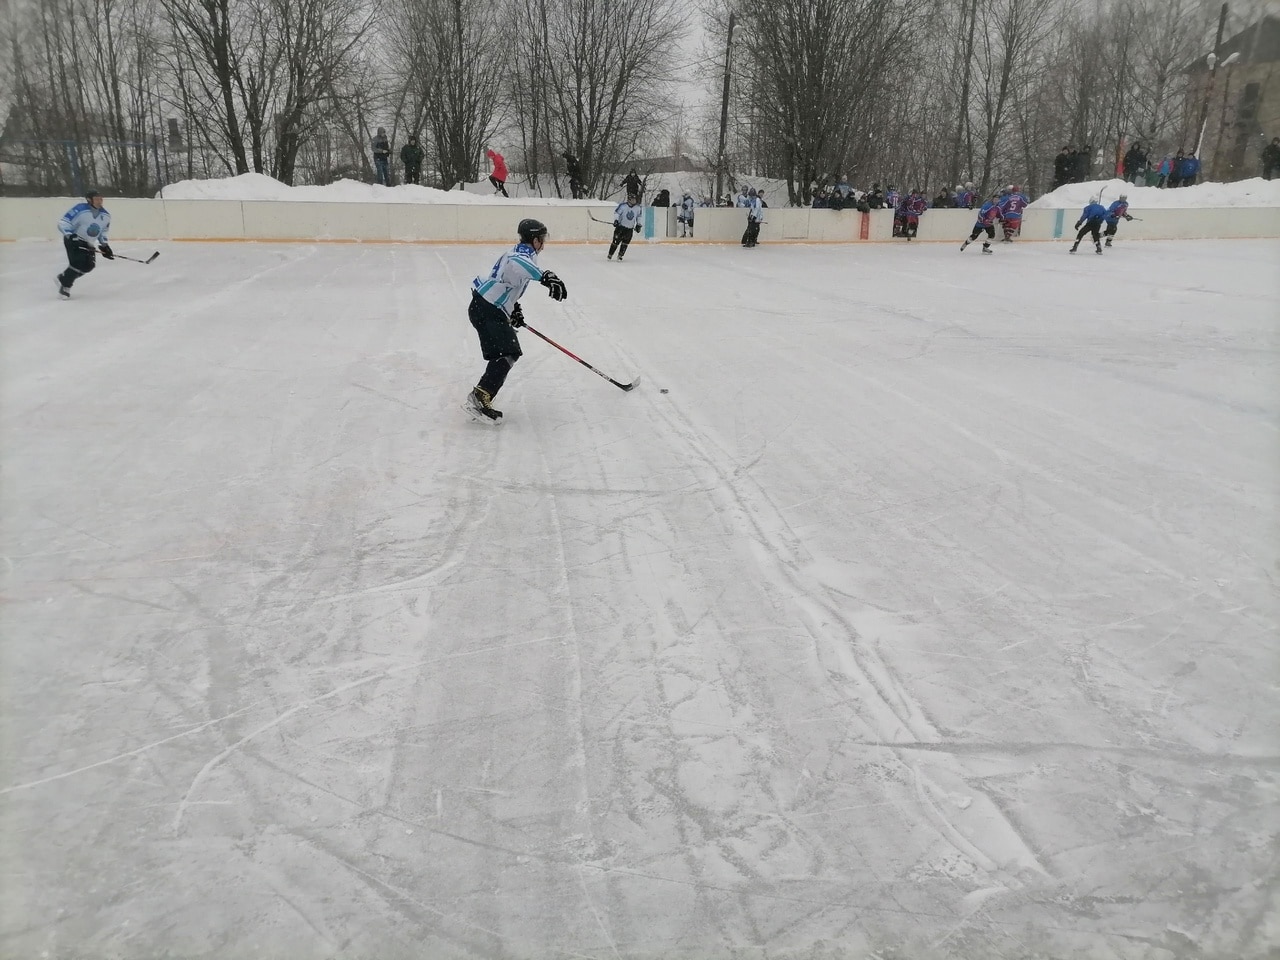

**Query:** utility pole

left=1194, top=2, right=1229, bottom=160
left=715, top=11, right=736, bottom=203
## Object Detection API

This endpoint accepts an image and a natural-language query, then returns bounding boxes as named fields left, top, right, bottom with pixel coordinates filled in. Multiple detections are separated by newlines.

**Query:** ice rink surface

left=2, top=236, right=1278, bottom=959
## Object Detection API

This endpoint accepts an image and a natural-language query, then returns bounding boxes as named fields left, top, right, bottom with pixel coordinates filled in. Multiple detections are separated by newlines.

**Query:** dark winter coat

left=1261, top=139, right=1280, bottom=170
left=1122, top=145, right=1147, bottom=176
left=1052, top=151, right=1071, bottom=184
left=400, top=141, right=424, bottom=168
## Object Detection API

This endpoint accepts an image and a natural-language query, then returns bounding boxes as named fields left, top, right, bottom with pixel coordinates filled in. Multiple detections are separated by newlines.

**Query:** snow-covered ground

left=1030, top=176, right=1280, bottom=209
left=158, top=170, right=1280, bottom=211
left=2, top=237, right=1278, bottom=960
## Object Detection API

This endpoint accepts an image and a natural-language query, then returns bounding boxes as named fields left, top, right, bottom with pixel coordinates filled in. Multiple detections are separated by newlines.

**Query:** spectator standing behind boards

left=1263, top=137, right=1280, bottom=179
left=735, top=185, right=752, bottom=207
left=486, top=148, right=509, bottom=196
left=372, top=127, right=391, bottom=185
left=1073, top=145, right=1092, bottom=183
left=1167, top=150, right=1185, bottom=188
left=562, top=151, right=585, bottom=199
left=620, top=168, right=643, bottom=204
left=1123, top=142, right=1147, bottom=185
left=1157, top=155, right=1172, bottom=188
left=400, top=135, right=424, bottom=185
left=652, top=188, right=671, bottom=208
left=1178, top=153, right=1200, bottom=187
left=55, top=189, right=113, bottom=298
left=1052, top=146, right=1073, bottom=188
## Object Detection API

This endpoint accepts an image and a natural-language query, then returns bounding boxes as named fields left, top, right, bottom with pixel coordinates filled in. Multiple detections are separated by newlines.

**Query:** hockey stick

left=522, top=322, right=639, bottom=391
left=114, top=251, right=160, bottom=264
left=587, top=212, right=616, bottom=226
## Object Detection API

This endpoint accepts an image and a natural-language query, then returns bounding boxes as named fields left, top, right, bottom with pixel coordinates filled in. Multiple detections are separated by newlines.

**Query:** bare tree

left=509, top=0, right=681, bottom=198
left=386, top=0, right=505, bottom=188
left=729, top=0, right=919, bottom=204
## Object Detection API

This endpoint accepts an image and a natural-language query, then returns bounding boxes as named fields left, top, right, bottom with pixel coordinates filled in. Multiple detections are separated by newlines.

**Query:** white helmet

left=1119, top=193, right=1128, bottom=201
left=955, top=184, right=963, bottom=191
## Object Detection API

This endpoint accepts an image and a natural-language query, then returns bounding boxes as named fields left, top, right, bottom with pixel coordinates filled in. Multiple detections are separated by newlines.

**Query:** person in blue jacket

left=1103, top=194, right=1134, bottom=247
left=56, top=189, right=113, bottom=298
left=1070, top=196, right=1108, bottom=254
left=1177, top=153, right=1201, bottom=187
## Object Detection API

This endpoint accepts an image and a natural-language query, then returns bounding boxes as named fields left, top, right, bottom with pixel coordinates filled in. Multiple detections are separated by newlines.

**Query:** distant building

left=1183, top=15, right=1280, bottom=180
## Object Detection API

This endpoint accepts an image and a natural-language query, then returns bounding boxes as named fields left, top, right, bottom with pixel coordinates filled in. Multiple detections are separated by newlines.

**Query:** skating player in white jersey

left=608, top=195, right=643, bottom=261
left=56, top=189, right=114, bottom=298
left=464, top=218, right=569, bottom=421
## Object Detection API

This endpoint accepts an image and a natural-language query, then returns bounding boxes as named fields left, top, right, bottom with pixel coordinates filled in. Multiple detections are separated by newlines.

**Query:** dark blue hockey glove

left=98, top=243, right=114, bottom=259
left=634, top=224, right=642, bottom=233
left=540, top=270, right=568, bottom=302
left=510, top=303, right=525, bottom=328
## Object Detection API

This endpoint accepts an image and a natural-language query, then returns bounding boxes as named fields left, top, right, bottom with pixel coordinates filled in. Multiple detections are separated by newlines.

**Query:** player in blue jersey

left=960, top=192, right=1003, bottom=254
left=1069, top=197, right=1108, bottom=254
left=464, top=218, right=569, bottom=421
left=608, top=194, right=643, bottom=260
left=55, top=189, right=113, bottom=298
left=1103, top=194, right=1134, bottom=247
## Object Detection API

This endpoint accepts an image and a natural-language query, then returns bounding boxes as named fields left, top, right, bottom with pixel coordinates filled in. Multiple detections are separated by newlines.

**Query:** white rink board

left=3, top=196, right=1278, bottom=243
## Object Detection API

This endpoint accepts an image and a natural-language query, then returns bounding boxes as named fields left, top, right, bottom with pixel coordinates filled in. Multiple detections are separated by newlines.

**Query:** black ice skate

left=56, top=275, right=70, bottom=298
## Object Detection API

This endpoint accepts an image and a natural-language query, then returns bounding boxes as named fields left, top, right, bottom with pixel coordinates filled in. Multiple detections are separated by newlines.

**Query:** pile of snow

left=156, top=169, right=790, bottom=207
left=158, top=171, right=609, bottom=207
left=157, top=171, right=1280, bottom=209
left=1030, top=177, right=1280, bottom=209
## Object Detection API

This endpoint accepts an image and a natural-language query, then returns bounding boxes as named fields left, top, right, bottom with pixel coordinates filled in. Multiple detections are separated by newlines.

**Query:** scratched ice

left=2, top=238, right=1277, bottom=959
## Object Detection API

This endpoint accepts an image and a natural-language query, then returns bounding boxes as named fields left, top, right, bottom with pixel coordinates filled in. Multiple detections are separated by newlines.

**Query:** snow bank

left=1030, top=177, right=1280, bottom=209
left=157, top=171, right=1280, bottom=210
left=158, top=171, right=608, bottom=206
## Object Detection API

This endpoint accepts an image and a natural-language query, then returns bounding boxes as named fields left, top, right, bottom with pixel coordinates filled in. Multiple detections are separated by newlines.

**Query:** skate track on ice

left=2, top=239, right=1277, bottom=959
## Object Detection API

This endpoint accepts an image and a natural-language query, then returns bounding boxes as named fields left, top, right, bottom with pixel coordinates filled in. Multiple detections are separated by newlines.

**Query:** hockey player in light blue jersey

left=464, top=218, right=568, bottom=421
left=608, top=194, right=643, bottom=260
left=56, top=189, right=113, bottom=298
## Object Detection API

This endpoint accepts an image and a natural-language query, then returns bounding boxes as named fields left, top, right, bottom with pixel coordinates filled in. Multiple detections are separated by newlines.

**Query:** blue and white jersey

left=677, top=195, right=696, bottom=221
left=472, top=242, right=543, bottom=317
left=58, top=202, right=111, bottom=245
left=613, top=201, right=643, bottom=230
left=747, top=197, right=765, bottom=222
left=735, top=191, right=752, bottom=207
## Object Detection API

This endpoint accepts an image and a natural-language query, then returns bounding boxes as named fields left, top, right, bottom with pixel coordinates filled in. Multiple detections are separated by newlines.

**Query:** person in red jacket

left=486, top=148, right=509, bottom=197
